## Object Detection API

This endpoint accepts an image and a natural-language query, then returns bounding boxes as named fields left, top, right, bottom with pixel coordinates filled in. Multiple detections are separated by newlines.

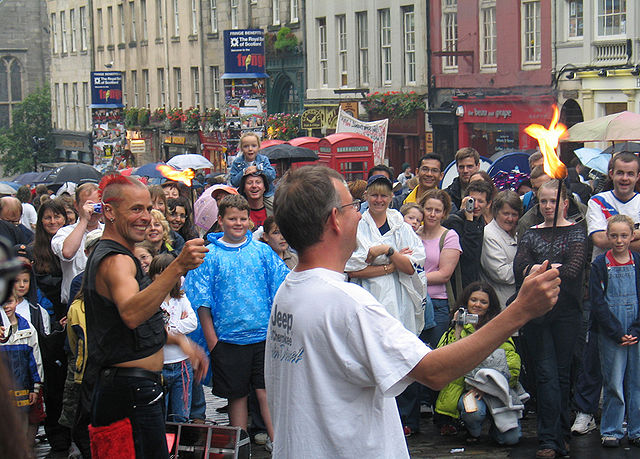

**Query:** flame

left=156, top=164, right=195, bottom=186
left=524, top=105, right=568, bottom=179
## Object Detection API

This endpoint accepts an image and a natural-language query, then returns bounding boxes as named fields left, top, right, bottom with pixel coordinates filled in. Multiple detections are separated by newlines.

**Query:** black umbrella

left=259, top=144, right=318, bottom=162
left=601, top=142, right=640, bottom=155
left=47, top=163, right=102, bottom=185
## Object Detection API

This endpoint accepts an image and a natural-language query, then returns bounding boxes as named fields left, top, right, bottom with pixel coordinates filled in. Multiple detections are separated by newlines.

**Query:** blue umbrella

left=0, top=181, right=21, bottom=190
left=574, top=147, right=610, bottom=175
left=135, top=162, right=166, bottom=178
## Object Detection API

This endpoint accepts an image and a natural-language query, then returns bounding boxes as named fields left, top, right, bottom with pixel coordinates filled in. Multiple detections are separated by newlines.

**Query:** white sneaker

left=265, top=437, right=273, bottom=453
left=571, top=412, right=597, bottom=435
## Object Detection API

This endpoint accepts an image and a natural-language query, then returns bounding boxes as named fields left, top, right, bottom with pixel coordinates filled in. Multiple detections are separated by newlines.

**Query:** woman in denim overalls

left=590, top=214, right=640, bottom=448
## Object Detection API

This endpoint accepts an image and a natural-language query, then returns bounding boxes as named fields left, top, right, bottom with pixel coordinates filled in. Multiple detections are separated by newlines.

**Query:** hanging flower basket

left=362, top=91, right=425, bottom=119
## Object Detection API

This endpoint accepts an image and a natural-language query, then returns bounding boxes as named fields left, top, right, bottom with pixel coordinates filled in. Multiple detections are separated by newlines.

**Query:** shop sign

left=165, top=136, right=186, bottom=144
left=54, top=135, right=90, bottom=152
left=91, top=71, right=124, bottom=107
left=129, top=139, right=146, bottom=154
left=340, top=101, right=359, bottom=118
left=456, top=97, right=554, bottom=124
left=467, top=108, right=513, bottom=119
left=301, top=109, right=324, bottom=129
left=426, top=132, right=433, bottom=154
left=223, top=29, right=266, bottom=75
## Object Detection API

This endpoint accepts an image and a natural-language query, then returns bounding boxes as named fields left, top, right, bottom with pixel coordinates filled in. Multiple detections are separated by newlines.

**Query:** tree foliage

left=0, top=86, right=56, bottom=175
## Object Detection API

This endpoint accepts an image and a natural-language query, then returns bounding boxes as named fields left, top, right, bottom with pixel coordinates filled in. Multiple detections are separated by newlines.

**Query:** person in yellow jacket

left=403, top=154, right=445, bottom=205
left=435, top=281, right=522, bottom=445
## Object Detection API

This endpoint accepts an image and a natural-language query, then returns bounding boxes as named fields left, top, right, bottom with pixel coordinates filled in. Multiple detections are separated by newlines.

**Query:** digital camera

left=455, top=307, right=479, bottom=326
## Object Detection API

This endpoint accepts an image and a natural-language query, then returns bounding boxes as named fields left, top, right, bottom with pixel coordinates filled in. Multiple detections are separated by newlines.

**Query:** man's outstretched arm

left=410, top=261, right=560, bottom=390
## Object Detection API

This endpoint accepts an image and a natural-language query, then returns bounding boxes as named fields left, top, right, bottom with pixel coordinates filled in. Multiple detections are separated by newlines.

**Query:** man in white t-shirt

left=587, top=152, right=640, bottom=260
left=51, top=183, right=103, bottom=303
left=266, top=165, right=561, bottom=458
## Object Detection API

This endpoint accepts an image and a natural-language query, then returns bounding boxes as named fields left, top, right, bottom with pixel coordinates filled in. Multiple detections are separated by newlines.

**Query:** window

left=97, top=8, right=103, bottom=47
left=132, top=70, right=138, bottom=106
left=70, top=9, right=77, bottom=52
left=158, top=68, right=166, bottom=106
left=61, top=11, right=68, bottom=53
left=403, top=6, right=416, bottom=84
left=191, top=0, right=198, bottom=34
left=480, top=1, right=496, bottom=68
left=210, top=66, right=220, bottom=108
left=108, top=6, right=114, bottom=44
left=122, top=72, right=127, bottom=105
left=54, top=83, right=60, bottom=128
left=522, top=0, right=541, bottom=66
left=356, top=12, right=369, bottom=86
left=337, top=15, right=347, bottom=86
left=63, top=83, right=69, bottom=127
left=597, top=0, right=626, bottom=36
left=130, top=1, right=137, bottom=41
left=272, top=0, right=280, bottom=26
left=51, top=13, right=58, bottom=54
left=379, top=9, right=392, bottom=84
left=442, top=0, right=458, bottom=71
left=567, top=1, right=583, bottom=38
left=174, top=67, right=182, bottom=107
left=0, top=57, right=23, bottom=128
left=191, top=67, right=200, bottom=106
left=83, top=82, right=89, bottom=129
left=119, top=3, right=125, bottom=43
left=80, top=6, right=88, bottom=50
left=290, top=0, right=299, bottom=23
left=231, top=0, right=239, bottom=29
left=210, top=0, right=218, bottom=33
left=173, top=0, right=179, bottom=36
left=156, top=0, right=163, bottom=39
left=318, top=18, right=328, bottom=86
left=73, top=82, right=79, bottom=129
left=142, top=69, right=150, bottom=107
left=141, top=0, right=148, bottom=40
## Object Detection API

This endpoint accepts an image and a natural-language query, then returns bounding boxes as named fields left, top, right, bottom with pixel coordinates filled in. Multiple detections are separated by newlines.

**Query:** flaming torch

left=157, top=164, right=196, bottom=210
left=524, top=105, right=568, bottom=235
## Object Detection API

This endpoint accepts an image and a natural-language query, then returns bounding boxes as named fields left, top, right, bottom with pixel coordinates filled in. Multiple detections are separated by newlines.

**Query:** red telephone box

left=289, top=137, right=321, bottom=170
left=317, top=133, right=374, bottom=181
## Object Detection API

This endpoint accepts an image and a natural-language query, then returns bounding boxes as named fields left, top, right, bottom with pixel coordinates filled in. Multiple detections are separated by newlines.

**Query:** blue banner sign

left=223, top=29, right=267, bottom=77
left=91, top=71, right=124, bottom=107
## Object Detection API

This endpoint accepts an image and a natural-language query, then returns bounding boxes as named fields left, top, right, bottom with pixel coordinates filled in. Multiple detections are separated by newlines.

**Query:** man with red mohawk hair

left=82, top=175, right=208, bottom=458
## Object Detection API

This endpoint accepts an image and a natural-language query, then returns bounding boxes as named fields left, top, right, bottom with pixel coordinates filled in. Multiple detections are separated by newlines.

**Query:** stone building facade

left=0, top=0, right=50, bottom=128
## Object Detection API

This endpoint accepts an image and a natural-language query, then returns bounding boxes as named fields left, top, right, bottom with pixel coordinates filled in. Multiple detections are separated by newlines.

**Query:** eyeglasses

left=338, top=199, right=362, bottom=212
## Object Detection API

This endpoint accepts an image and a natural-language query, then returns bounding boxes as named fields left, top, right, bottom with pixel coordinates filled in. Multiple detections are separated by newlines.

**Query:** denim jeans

left=396, top=382, right=421, bottom=431
left=522, top=304, right=580, bottom=453
left=190, top=382, right=206, bottom=420
left=599, top=334, right=640, bottom=439
left=598, top=262, right=640, bottom=440
left=419, top=298, right=451, bottom=405
left=572, top=307, right=602, bottom=415
left=456, top=396, right=521, bottom=445
left=163, top=360, right=193, bottom=423
left=91, top=371, right=168, bottom=459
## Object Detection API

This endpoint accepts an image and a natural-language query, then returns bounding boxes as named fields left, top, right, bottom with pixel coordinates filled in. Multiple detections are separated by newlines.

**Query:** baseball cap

left=366, top=174, right=393, bottom=189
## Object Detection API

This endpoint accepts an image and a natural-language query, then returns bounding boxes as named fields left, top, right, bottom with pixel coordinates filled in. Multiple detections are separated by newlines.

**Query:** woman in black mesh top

left=514, top=179, right=587, bottom=459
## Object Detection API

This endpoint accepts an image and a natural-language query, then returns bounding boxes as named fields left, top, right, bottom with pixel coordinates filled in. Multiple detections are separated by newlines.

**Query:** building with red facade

left=428, top=0, right=554, bottom=163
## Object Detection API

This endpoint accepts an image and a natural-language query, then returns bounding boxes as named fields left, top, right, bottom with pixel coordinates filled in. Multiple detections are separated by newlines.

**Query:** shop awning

left=221, top=73, right=269, bottom=79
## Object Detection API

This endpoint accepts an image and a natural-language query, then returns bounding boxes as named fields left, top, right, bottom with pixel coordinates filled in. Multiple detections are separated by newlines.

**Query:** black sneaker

left=601, top=436, right=620, bottom=448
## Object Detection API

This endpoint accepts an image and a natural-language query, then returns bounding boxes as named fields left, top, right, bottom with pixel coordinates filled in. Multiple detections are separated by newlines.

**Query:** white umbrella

left=167, top=154, right=213, bottom=170
left=0, top=183, right=17, bottom=195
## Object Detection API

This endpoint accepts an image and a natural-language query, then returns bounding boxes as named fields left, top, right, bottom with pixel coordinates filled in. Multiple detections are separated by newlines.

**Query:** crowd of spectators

left=1, top=139, right=639, bottom=459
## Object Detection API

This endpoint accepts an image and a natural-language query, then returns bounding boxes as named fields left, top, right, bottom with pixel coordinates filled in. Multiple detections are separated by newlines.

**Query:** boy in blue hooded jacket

left=184, top=194, right=288, bottom=447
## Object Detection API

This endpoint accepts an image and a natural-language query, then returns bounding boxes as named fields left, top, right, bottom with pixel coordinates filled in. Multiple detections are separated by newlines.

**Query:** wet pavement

left=35, top=393, right=638, bottom=458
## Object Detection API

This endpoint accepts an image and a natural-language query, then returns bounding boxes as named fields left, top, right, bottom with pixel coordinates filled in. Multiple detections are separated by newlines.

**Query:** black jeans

left=91, top=369, right=168, bottom=459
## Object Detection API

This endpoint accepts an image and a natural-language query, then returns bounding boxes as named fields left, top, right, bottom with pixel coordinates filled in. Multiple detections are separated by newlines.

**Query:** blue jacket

left=183, top=231, right=289, bottom=344
left=590, top=251, right=640, bottom=342
left=0, top=314, right=43, bottom=408
left=228, top=153, right=276, bottom=197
